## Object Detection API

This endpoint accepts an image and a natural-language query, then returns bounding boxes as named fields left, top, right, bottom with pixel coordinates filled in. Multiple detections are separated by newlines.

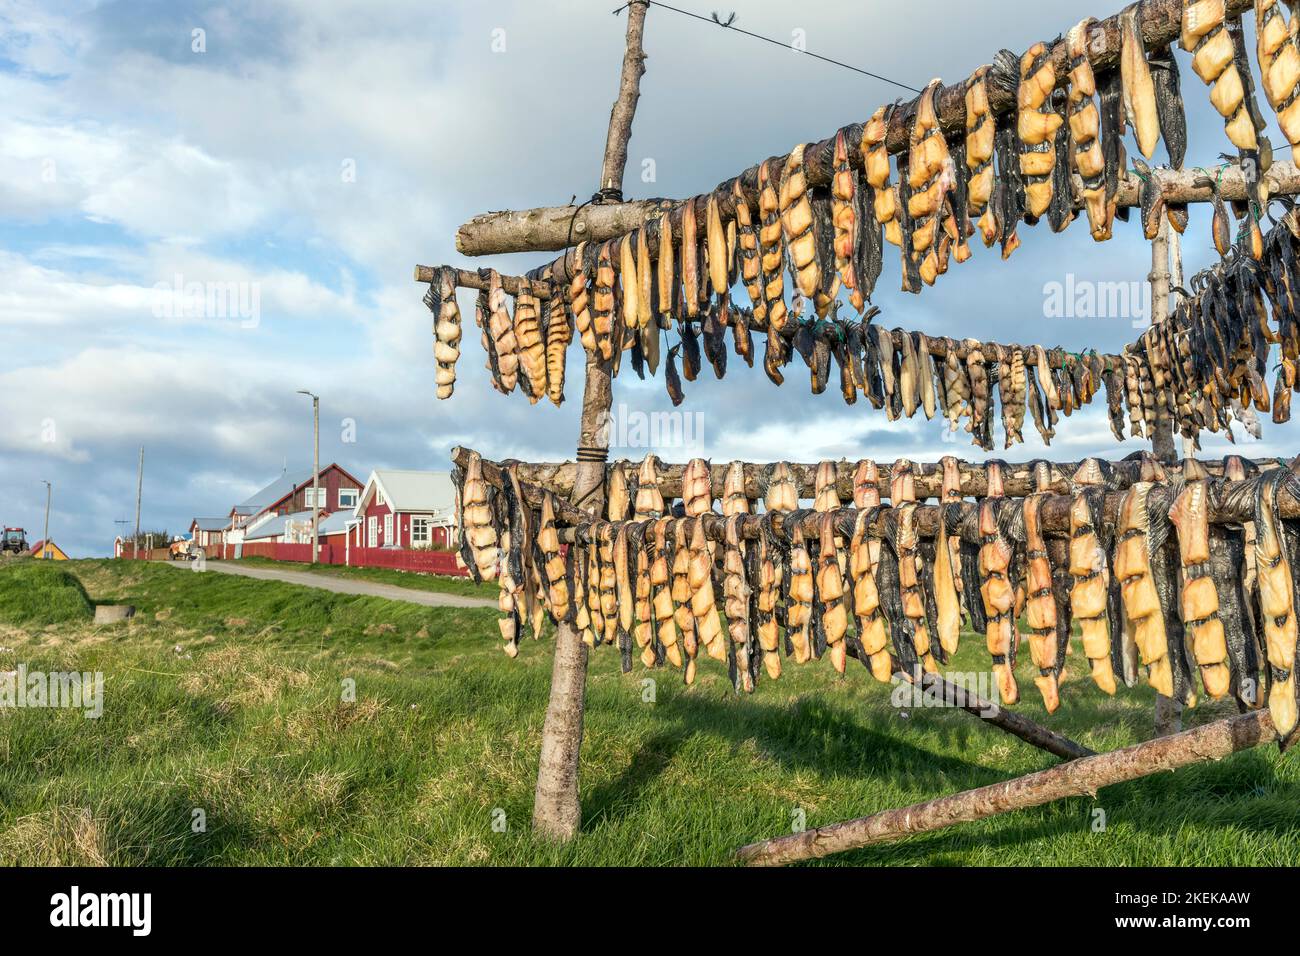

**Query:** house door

left=367, top=516, right=378, bottom=548
left=383, top=514, right=394, bottom=545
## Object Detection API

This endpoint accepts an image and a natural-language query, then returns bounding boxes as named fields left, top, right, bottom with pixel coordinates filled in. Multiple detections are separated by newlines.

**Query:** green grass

left=234, top=556, right=496, bottom=600
left=0, top=559, right=94, bottom=626
left=1, top=559, right=1297, bottom=866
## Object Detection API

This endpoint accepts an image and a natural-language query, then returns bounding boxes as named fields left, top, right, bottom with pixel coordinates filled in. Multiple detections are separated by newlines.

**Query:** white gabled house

left=352, top=469, right=457, bottom=549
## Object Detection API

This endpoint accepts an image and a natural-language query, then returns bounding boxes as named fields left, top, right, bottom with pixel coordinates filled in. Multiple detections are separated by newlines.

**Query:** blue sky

left=3, top=0, right=1299, bottom=556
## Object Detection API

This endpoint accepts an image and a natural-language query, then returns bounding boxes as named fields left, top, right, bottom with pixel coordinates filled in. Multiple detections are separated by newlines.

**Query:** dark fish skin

left=918, top=537, right=948, bottom=666
left=876, top=512, right=918, bottom=671
left=1097, top=67, right=1129, bottom=222
left=853, top=165, right=884, bottom=302
left=679, top=321, right=701, bottom=381
left=1208, top=525, right=1260, bottom=710
left=951, top=506, right=988, bottom=635
left=793, top=323, right=817, bottom=370
left=811, top=331, right=831, bottom=395
left=1025, top=364, right=1053, bottom=444
left=1048, top=91, right=1075, bottom=233
left=896, top=152, right=922, bottom=292
left=1048, top=536, right=1073, bottom=679
left=1147, top=487, right=1199, bottom=705
left=702, top=298, right=728, bottom=379
left=993, top=119, right=1025, bottom=257
left=730, top=304, right=753, bottom=367
left=1104, top=363, right=1127, bottom=440
left=763, top=325, right=787, bottom=386
left=864, top=325, right=886, bottom=408
left=810, top=184, right=839, bottom=305
left=1133, top=158, right=1165, bottom=240
left=834, top=326, right=857, bottom=404
left=665, top=343, right=685, bottom=406
left=1148, top=47, right=1186, bottom=169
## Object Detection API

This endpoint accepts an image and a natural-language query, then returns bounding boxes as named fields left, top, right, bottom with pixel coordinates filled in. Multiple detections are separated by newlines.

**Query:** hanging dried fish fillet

left=1114, top=482, right=1193, bottom=702
left=1018, top=42, right=1064, bottom=218
left=689, top=518, right=725, bottom=663
left=543, top=289, right=571, bottom=406
left=978, top=463, right=1019, bottom=704
left=427, top=266, right=463, bottom=401
left=722, top=461, right=750, bottom=516
left=1256, top=0, right=1300, bottom=146
left=461, top=453, right=499, bottom=582
left=817, top=514, right=849, bottom=672
left=758, top=160, right=790, bottom=332
left=1023, top=492, right=1062, bottom=712
left=1252, top=468, right=1300, bottom=742
left=849, top=508, right=892, bottom=681
left=486, top=269, right=520, bottom=392
left=779, top=143, right=821, bottom=299
left=680, top=199, right=701, bottom=318
left=1119, top=3, right=1161, bottom=159
left=755, top=528, right=781, bottom=679
left=764, top=461, right=799, bottom=513
left=682, top=457, right=713, bottom=517
left=1067, top=19, right=1116, bottom=240
left=706, top=194, right=729, bottom=297
left=787, top=524, right=815, bottom=663
left=1168, top=463, right=1231, bottom=699
left=862, top=105, right=902, bottom=246
left=907, top=79, right=955, bottom=285
left=514, top=281, right=547, bottom=403
left=655, top=213, right=674, bottom=324
left=1181, top=0, right=1257, bottom=150
left=591, top=242, right=617, bottom=361
left=538, top=494, right=569, bottom=622
left=733, top=179, right=766, bottom=324
left=723, top=515, right=754, bottom=691
left=966, top=66, right=997, bottom=224
left=831, top=130, right=862, bottom=307
left=634, top=454, right=664, bottom=518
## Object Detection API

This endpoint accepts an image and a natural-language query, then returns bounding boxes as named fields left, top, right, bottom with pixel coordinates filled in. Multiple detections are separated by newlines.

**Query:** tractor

left=2, top=528, right=29, bottom=554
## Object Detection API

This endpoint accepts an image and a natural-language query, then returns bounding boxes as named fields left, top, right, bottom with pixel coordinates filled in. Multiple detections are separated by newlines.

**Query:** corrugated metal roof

left=191, top=517, right=229, bottom=531
left=238, top=469, right=313, bottom=510
left=316, top=512, right=354, bottom=536
left=243, top=510, right=313, bottom=541
left=370, top=470, right=456, bottom=514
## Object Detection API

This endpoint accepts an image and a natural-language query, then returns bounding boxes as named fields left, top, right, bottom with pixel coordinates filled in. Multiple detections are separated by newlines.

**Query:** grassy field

left=1, top=557, right=1297, bottom=866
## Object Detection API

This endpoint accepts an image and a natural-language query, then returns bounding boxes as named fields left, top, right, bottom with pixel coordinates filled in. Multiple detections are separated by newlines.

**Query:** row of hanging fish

left=1128, top=201, right=1300, bottom=449
left=454, top=451, right=1300, bottom=750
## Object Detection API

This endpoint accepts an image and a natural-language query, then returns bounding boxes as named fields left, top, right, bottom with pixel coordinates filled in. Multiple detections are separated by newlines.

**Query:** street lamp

left=41, top=481, right=51, bottom=559
left=297, top=390, right=320, bottom=564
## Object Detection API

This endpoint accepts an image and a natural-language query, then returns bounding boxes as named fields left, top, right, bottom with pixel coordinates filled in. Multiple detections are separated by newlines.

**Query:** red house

left=232, top=464, right=363, bottom=544
left=352, top=470, right=457, bottom=550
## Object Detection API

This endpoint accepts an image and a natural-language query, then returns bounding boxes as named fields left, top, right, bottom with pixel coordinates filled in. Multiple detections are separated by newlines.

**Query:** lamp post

left=297, top=390, right=320, bottom=563
left=41, top=481, right=51, bottom=559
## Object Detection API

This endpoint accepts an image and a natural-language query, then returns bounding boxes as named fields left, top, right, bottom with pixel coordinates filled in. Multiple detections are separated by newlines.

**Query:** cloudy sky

left=4, top=0, right=1299, bottom=556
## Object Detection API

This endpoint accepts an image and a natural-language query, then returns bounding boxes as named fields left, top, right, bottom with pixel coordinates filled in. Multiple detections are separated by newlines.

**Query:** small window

left=338, top=488, right=358, bottom=509
left=383, top=514, right=393, bottom=543
left=411, top=517, right=431, bottom=546
left=304, top=487, right=326, bottom=508
left=376, top=488, right=386, bottom=507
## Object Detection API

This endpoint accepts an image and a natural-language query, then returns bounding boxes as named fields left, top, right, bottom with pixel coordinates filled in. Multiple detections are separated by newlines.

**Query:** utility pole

left=297, top=390, right=321, bottom=563
left=41, top=481, right=51, bottom=559
left=134, top=446, right=144, bottom=560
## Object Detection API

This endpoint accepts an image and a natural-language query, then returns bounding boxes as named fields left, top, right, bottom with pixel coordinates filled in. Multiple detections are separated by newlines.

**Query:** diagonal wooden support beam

left=735, top=710, right=1277, bottom=866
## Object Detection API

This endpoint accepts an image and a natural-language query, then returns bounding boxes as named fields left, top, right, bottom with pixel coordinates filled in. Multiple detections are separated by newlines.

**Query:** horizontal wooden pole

left=735, top=709, right=1276, bottom=866
left=455, top=158, right=1300, bottom=258
left=456, top=200, right=672, bottom=256
left=473, top=455, right=1282, bottom=504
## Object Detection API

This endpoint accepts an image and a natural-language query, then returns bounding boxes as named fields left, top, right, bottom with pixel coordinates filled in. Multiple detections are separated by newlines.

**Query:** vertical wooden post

left=1149, top=215, right=1182, bottom=736
left=532, top=2, right=649, bottom=841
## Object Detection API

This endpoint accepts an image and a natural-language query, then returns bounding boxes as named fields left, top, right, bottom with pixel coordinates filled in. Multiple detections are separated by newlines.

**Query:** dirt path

left=173, top=560, right=496, bottom=609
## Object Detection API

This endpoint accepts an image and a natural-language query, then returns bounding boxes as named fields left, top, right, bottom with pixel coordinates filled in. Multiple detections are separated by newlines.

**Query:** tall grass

left=1, top=560, right=1297, bottom=866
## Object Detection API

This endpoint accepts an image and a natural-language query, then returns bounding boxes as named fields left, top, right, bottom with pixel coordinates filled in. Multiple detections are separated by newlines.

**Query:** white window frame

left=304, top=487, right=326, bottom=508
left=375, top=488, right=386, bottom=507
left=338, top=488, right=358, bottom=510
left=383, top=513, right=393, bottom=544
left=367, top=516, right=378, bottom=548
left=410, top=515, right=433, bottom=546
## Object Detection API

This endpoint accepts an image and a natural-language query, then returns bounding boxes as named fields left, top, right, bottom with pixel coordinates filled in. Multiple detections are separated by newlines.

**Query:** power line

left=613, top=1, right=921, bottom=94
